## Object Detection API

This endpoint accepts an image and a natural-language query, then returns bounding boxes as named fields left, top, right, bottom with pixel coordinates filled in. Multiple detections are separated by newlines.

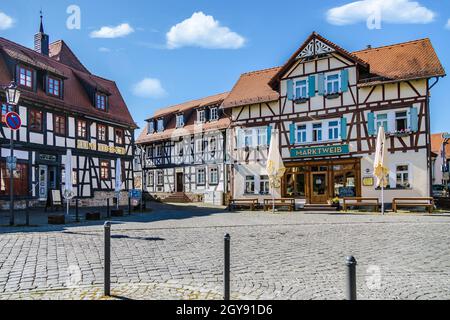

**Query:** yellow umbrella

left=373, top=126, right=389, bottom=214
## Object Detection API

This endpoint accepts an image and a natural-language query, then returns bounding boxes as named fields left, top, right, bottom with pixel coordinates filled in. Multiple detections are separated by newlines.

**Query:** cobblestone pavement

left=1, top=203, right=450, bottom=300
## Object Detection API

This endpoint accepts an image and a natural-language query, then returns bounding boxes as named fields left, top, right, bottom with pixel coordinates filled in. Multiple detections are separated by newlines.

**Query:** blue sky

left=0, top=0, right=449, bottom=135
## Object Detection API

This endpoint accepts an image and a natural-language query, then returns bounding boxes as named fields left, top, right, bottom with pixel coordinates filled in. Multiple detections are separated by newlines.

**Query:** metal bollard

left=104, top=222, right=111, bottom=297
left=346, top=256, right=357, bottom=300
left=128, top=197, right=132, bottom=215
left=25, top=200, right=30, bottom=227
left=224, top=234, right=231, bottom=300
left=75, top=198, right=79, bottom=223
left=107, top=198, right=110, bottom=219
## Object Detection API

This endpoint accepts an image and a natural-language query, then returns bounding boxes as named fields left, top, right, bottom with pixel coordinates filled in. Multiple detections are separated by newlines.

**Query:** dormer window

left=210, top=107, right=219, bottom=121
left=47, top=76, right=61, bottom=97
left=176, top=114, right=185, bottom=128
left=148, top=121, right=155, bottom=134
left=96, top=93, right=107, bottom=111
left=18, top=66, right=33, bottom=88
left=157, top=119, right=164, bottom=132
left=198, top=109, right=206, bottom=123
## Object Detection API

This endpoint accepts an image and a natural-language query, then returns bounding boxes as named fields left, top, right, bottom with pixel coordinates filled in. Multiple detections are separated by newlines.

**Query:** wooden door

left=176, top=173, right=184, bottom=193
left=310, top=173, right=328, bottom=204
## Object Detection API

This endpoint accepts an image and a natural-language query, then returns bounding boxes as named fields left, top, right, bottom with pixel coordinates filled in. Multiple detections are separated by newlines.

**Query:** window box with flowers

left=388, top=129, right=411, bottom=138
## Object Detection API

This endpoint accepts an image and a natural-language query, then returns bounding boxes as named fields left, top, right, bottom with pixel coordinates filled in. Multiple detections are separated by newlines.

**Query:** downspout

left=427, top=77, right=441, bottom=196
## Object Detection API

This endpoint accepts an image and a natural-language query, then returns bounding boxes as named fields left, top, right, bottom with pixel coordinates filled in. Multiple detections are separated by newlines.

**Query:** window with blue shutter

left=340, top=117, right=348, bottom=140
left=409, top=107, right=419, bottom=132
left=368, top=112, right=376, bottom=136
left=289, top=123, right=296, bottom=145
left=287, top=79, right=294, bottom=101
left=308, top=75, right=316, bottom=98
left=318, top=73, right=325, bottom=96
left=340, top=69, right=349, bottom=92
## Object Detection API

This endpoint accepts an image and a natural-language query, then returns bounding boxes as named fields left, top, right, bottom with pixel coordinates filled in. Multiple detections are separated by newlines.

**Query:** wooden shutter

left=341, top=69, right=349, bottom=92
left=409, top=107, right=419, bottom=132
left=341, top=117, right=348, bottom=140
left=267, top=126, right=272, bottom=145
left=318, top=73, right=325, bottom=96
left=289, top=123, right=296, bottom=145
left=287, top=79, right=294, bottom=100
left=367, top=112, right=375, bottom=136
left=308, top=75, right=316, bottom=98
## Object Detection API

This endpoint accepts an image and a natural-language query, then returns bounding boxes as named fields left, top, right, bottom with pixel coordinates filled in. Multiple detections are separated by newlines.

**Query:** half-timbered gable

left=222, top=32, right=445, bottom=205
left=0, top=22, right=136, bottom=209
left=137, top=93, right=230, bottom=204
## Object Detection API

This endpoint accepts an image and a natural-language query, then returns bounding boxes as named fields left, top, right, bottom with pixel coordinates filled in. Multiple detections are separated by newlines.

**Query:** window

left=148, top=121, right=155, bottom=134
left=157, top=119, right=164, bottom=132
left=377, top=114, right=388, bottom=132
left=96, top=94, right=107, bottom=111
left=48, top=77, right=61, bottom=97
left=328, top=121, right=340, bottom=140
left=257, top=128, right=268, bottom=146
left=29, top=109, right=43, bottom=132
left=115, top=129, right=124, bottom=145
left=396, top=165, right=410, bottom=189
left=209, top=167, right=219, bottom=185
left=97, top=124, right=107, bottom=142
left=156, top=145, right=163, bottom=157
left=198, top=110, right=206, bottom=123
left=0, top=162, right=29, bottom=196
left=54, top=115, right=66, bottom=136
left=1, top=103, right=12, bottom=124
left=395, top=111, right=408, bottom=132
left=175, top=142, right=184, bottom=157
left=244, top=129, right=254, bottom=147
left=210, top=107, right=219, bottom=121
left=245, top=176, right=255, bottom=194
left=100, top=160, right=110, bottom=180
left=147, top=172, right=154, bottom=187
left=260, top=175, right=270, bottom=195
left=209, top=138, right=217, bottom=153
left=294, top=80, right=308, bottom=99
left=19, top=66, right=33, bottom=88
left=296, top=125, right=307, bottom=144
left=77, top=120, right=87, bottom=139
left=326, top=74, right=340, bottom=95
left=176, top=114, right=184, bottom=128
left=313, top=123, right=323, bottom=142
left=197, top=168, right=206, bottom=185
left=157, top=171, right=164, bottom=186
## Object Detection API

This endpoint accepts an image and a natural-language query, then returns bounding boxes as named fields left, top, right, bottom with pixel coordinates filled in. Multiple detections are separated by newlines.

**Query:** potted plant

left=330, top=197, right=341, bottom=210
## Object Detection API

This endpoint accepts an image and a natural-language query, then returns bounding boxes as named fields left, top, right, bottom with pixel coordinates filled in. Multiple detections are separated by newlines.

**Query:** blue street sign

left=129, top=189, right=142, bottom=199
left=6, top=156, right=17, bottom=171
left=5, top=112, right=21, bottom=131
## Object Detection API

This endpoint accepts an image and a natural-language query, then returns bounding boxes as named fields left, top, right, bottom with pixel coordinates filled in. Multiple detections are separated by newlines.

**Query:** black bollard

left=75, top=198, right=79, bottom=222
left=107, top=198, right=110, bottom=219
left=128, top=197, right=132, bottom=215
left=346, top=256, right=357, bottom=300
left=224, top=234, right=231, bottom=300
left=104, top=222, right=111, bottom=297
left=25, top=200, right=30, bottom=227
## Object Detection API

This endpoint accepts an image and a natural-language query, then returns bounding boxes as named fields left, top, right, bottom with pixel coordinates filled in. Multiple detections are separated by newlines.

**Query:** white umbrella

left=266, top=129, right=286, bottom=213
left=115, top=158, right=122, bottom=209
left=64, top=149, right=74, bottom=217
left=373, top=126, right=389, bottom=215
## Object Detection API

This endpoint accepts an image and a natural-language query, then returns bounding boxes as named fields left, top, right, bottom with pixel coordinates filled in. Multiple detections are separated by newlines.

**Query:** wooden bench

left=48, top=215, right=65, bottom=225
left=393, top=198, right=435, bottom=214
left=343, top=198, right=380, bottom=212
left=263, top=199, right=295, bottom=212
left=229, top=199, right=259, bottom=211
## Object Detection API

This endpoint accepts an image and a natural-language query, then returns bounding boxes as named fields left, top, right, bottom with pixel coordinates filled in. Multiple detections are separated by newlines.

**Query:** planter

left=48, top=215, right=65, bottom=225
left=111, top=209, right=124, bottom=217
left=86, top=212, right=101, bottom=221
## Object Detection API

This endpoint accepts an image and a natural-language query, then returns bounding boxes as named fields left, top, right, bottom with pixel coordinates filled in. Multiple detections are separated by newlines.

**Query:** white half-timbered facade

left=221, top=33, right=445, bottom=205
left=0, top=21, right=136, bottom=209
left=136, top=93, right=230, bottom=205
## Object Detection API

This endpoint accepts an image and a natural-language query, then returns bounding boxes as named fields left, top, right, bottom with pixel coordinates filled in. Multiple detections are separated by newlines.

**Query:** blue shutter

left=308, top=75, right=316, bottom=98
left=341, top=69, right=349, bottom=92
left=409, top=107, right=419, bottom=132
left=368, top=112, right=376, bottom=136
left=237, top=129, right=243, bottom=148
left=289, top=123, right=296, bottom=145
left=287, top=79, right=294, bottom=100
left=340, top=117, right=348, bottom=140
left=318, top=73, right=325, bottom=96
left=267, top=126, right=272, bottom=145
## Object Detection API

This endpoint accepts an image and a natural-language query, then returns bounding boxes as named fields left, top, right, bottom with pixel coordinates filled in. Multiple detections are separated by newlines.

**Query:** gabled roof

left=221, top=67, right=281, bottom=109
left=0, top=37, right=136, bottom=128
left=269, top=32, right=369, bottom=88
left=137, top=92, right=230, bottom=144
left=353, top=38, right=446, bottom=85
left=431, top=133, right=450, bottom=159
left=49, top=40, right=90, bottom=74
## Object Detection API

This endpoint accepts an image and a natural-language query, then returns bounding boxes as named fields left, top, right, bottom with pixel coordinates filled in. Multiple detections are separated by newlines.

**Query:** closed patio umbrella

left=63, top=149, right=74, bottom=217
left=115, top=158, right=122, bottom=209
left=266, top=129, right=286, bottom=213
left=373, top=126, right=389, bottom=215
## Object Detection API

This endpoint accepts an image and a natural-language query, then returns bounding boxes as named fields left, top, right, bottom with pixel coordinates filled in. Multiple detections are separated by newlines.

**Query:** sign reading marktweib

left=291, top=144, right=350, bottom=158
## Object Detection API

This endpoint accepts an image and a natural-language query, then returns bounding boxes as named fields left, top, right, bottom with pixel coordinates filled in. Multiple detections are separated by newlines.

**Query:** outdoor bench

left=343, top=197, right=380, bottom=212
left=229, top=199, right=259, bottom=211
left=263, top=198, right=295, bottom=212
left=393, top=198, right=434, bottom=214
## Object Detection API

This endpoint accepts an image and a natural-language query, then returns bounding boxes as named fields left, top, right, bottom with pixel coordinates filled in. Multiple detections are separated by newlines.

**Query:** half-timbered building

left=222, top=32, right=445, bottom=206
left=136, top=93, right=230, bottom=204
left=0, top=19, right=136, bottom=209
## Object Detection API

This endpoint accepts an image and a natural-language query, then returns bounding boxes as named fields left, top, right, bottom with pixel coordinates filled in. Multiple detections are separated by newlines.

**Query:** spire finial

left=39, top=9, right=44, bottom=33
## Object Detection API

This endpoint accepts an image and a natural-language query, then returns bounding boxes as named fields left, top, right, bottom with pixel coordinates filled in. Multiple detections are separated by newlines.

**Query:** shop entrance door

left=176, top=173, right=184, bottom=193
left=311, top=173, right=328, bottom=204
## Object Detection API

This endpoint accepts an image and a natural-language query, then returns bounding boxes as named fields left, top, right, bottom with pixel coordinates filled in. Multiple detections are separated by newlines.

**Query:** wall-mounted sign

left=291, top=145, right=350, bottom=158
left=363, top=176, right=375, bottom=187
left=39, top=154, right=58, bottom=163
left=77, top=140, right=126, bottom=155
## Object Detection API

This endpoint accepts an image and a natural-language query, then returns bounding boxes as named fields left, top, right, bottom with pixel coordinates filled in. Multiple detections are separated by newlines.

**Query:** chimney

left=366, top=44, right=372, bottom=49
left=34, top=11, right=49, bottom=56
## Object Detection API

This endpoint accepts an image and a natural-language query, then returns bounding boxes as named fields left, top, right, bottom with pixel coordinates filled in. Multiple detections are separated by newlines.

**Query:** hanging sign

left=5, top=112, right=21, bottom=131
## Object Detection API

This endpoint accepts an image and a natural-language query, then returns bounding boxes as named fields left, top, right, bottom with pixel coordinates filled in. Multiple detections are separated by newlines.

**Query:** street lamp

left=4, top=81, right=21, bottom=226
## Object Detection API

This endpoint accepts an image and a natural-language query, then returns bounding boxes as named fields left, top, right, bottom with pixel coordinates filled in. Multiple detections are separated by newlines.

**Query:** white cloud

left=98, top=47, right=111, bottom=53
left=166, top=12, right=245, bottom=49
left=446, top=19, right=450, bottom=30
left=326, top=0, right=435, bottom=25
left=90, top=23, right=134, bottom=38
left=0, top=12, right=14, bottom=30
left=132, top=78, right=167, bottom=99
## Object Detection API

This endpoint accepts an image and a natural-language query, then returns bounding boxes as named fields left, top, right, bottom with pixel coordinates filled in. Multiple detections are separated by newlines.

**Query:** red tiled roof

left=49, top=40, right=90, bottom=74
left=221, top=67, right=281, bottom=109
left=0, top=37, right=136, bottom=129
left=431, top=134, right=450, bottom=158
